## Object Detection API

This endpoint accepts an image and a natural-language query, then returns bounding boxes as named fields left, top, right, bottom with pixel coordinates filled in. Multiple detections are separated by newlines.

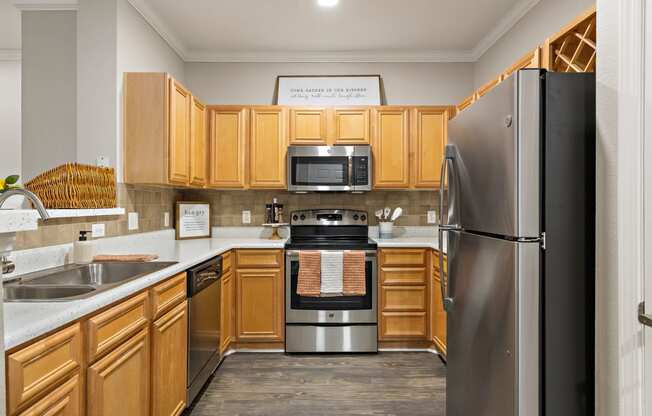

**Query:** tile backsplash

left=14, top=184, right=181, bottom=250
left=13, top=186, right=443, bottom=250
left=181, top=190, right=442, bottom=227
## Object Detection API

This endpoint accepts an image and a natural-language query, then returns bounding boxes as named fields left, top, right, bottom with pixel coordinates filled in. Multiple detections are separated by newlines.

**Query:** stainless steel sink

left=3, top=261, right=178, bottom=302
left=4, top=285, right=97, bottom=302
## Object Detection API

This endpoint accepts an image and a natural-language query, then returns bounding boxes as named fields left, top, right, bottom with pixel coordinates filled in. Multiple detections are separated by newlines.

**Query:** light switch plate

left=91, top=223, right=105, bottom=238
left=163, top=212, right=170, bottom=227
left=242, top=210, right=251, bottom=224
left=128, top=212, right=139, bottom=230
left=427, top=210, right=438, bottom=224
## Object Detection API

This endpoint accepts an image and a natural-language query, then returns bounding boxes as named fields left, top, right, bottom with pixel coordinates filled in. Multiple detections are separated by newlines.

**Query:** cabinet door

left=151, top=301, right=187, bottom=416
left=410, top=107, right=447, bottom=189
left=432, top=253, right=447, bottom=358
left=190, top=97, right=207, bottom=187
left=236, top=268, right=284, bottom=342
left=87, top=329, right=150, bottom=416
left=220, top=271, right=234, bottom=353
left=17, top=372, right=83, bottom=416
left=208, top=107, right=248, bottom=188
left=331, top=107, right=370, bottom=145
left=289, top=107, right=327, bottom=145
left=372, top=107, right=410, bottom=188
left=168, top=77, right=191, bottom=185
left=249, top=107, right=287, bottom=189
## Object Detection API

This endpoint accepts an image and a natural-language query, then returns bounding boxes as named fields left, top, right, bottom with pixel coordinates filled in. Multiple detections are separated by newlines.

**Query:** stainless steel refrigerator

left=439, top=69, right=595, bottom=416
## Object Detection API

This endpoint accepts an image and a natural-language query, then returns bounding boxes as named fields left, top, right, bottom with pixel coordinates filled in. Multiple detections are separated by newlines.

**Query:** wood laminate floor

left=186, top=352, right=446, bottom=416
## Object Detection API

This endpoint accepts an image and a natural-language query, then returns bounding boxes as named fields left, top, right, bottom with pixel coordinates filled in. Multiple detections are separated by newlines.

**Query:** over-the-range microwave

left=287, top=145, right=372, bottom=192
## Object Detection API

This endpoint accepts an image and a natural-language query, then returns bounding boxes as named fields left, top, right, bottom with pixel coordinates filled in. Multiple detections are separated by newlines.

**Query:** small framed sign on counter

left=275, top=75, right=382, bottom=106
left=176, top=202, right=211, bottom=240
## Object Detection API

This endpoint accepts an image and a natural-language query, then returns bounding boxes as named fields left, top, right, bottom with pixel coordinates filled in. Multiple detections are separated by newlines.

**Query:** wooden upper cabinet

left=249, top=106, right=287, bottom=189
left=372, top=107, right=410, bottom=188
left=208, top=106, right=248, bottom=188
left=190, top=97, right=207, bottom=187
left=410, top=107, right=447, bottom=189
left=124, top=73, right=195, bottom=186
left=168, top=78, right=192, bottom=185
left=289, top=107, right=327, bottom=145
left=331, top=107, right=370, bottom=145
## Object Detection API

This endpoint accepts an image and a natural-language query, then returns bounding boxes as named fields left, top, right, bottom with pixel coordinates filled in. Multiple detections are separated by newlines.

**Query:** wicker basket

left=25, top=163, right=117, bottom=209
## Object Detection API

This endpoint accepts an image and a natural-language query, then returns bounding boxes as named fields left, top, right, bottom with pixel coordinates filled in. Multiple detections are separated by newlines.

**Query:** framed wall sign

left=275, top=75, right=382, bottom=106
left=175, top=202, right=211, bottom=240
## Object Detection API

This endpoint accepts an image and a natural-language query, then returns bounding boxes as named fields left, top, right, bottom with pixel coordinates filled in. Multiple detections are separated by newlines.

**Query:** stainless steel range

left=285, top=209, right=378, bottom=353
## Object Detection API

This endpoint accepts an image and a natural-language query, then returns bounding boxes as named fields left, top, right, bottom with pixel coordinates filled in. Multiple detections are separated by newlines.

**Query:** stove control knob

left=292, top=215, right=299, bottom=221
left=353, top=214, right=359, bottom=221
left=300, top=214, right=306, bottom=221
left=360, top=215, right=366, bottom=221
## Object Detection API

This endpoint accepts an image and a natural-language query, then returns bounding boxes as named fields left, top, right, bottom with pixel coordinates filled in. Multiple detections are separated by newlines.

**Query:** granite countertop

left=4, top=236, right=286, bottom=350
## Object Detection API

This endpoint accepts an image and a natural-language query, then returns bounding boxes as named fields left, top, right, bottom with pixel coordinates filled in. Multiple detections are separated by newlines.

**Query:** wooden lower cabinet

left=220, top=270, right=235, bottom=353
left=87, top=328, right=150, bottom=416
left=17, top=372, right=83, bottom=416
left=236, top=268, right=284, bottom=342
left=151, top=301, right=188, bottom=416
left=431, top=251, right=447, bottom=358
left=378, top=248, right=429, bottom=342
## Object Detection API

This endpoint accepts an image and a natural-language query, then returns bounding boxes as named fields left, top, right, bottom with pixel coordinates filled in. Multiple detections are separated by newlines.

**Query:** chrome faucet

left=0, top=189, right=50, bottom=220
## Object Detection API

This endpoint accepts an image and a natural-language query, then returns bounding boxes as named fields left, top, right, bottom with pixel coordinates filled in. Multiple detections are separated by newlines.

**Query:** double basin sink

left=3, top=261, right=177, bottom=302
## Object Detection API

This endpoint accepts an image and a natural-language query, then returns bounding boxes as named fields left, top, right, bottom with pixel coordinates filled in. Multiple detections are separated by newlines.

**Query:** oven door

left=285, top=250, right=377, bottom=324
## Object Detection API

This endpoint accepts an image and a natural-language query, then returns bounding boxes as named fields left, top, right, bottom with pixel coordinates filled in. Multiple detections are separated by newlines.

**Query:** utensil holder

left=379, top=221, right=394, bottom=239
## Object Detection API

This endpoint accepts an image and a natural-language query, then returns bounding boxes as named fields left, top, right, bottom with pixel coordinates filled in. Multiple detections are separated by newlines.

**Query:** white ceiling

left=2, top=0, right=541, bottom=63
left=130, top=0, right=540, bottom=62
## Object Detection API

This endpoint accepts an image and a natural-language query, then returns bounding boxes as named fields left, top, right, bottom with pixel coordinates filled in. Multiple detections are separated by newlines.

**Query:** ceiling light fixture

left=317, top=0, right=339, bottom=7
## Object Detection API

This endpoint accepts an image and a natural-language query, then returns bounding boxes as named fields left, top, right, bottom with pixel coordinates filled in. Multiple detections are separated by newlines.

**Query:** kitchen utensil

left=383, top=207, right=391, bottom=220
left=375, top=209, right=383, bottom=220
left=390, top=207, right=403, bottom=222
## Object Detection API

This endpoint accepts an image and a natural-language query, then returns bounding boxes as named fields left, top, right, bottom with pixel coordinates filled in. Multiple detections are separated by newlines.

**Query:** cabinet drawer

left=151, top=273, right=186, bottom=319
left=16, top=372, right=82, bottom=416
left=222, top=251, right=232, bottom=273
left=7, top=324, right=82, bottom=415
left=380, top=249, right=427, bottom=267
left=380, top=312, right=428, bottom=339
left=381, top=286, right=427, bottom=311
left=87, top=291, right=149, bottom=362
left=236, top=249, right=283, bottom=268
left=380, top=267, right=427, bottom=285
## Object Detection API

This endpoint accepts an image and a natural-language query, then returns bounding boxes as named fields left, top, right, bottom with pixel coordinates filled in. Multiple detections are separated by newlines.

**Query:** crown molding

left=0, top=49, right=22, bottom=61
left=470, top=0, right=540, bottom=60
left=13, top=0, right=78, bottom=11
left=183, top=50, right=477, bottom=63
left=127, top=0, right=540, bottom=63
left=126, top=0, right=187, bottom=60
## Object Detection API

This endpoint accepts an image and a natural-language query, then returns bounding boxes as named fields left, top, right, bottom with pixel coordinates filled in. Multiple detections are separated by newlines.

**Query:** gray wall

left=21, top=11, right=77, bottom=182
left=0, top=61, right=21, bottom=181
left=473, top=0, right=595, bottom=88
left=185, top=62, right=474, bottom=105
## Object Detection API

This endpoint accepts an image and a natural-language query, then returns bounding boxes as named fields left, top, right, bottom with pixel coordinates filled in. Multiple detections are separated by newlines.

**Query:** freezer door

left=446, top=231, right=540, bottom=416
left=446, top=70, right=541, bottom=238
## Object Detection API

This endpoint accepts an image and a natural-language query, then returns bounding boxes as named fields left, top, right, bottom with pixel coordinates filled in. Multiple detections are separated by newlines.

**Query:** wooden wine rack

left=546, top=7, right=596, bottom=73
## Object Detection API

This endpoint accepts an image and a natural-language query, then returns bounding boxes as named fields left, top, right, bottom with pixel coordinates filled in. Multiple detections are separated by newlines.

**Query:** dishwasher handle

left=188, top=256, right=223, bottom=296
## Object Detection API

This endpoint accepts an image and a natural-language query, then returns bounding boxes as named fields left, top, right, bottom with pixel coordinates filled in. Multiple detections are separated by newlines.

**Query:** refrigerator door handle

left=438, top=151, right=459, bottom=311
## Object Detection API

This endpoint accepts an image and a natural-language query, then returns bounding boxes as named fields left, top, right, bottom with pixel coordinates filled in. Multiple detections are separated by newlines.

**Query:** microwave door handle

left=348, top=156, right=354, bottom=190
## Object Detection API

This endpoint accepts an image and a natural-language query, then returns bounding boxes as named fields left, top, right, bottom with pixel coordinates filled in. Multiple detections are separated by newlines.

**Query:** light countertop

left=4, top=235, right=285, bottom=350
left=372, top=236, right=446, bottom=252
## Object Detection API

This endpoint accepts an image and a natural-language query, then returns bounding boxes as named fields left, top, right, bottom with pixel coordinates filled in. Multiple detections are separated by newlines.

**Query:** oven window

left=291, top=157, right=349, bottom=186
left=290, top=260, right=373, bottom=310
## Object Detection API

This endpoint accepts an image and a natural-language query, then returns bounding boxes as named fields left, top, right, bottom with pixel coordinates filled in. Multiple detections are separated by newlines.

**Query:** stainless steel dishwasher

left=187, top=256, right=222, bottom=404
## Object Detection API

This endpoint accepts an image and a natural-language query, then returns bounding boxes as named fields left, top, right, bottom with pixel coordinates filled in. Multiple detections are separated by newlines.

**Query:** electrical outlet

left=163, top=212, right=170, bottom=227
left=427, top=210, right=438, bottom=224
left=242, top=210, right=251, bottom=224
left=128, top=212, right=139, bottom=230
left=91, top=223, right=105, bottom=238
left=96, top=156, right=110, bottom=168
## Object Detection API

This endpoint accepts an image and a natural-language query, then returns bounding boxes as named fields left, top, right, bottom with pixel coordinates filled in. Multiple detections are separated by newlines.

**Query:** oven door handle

left=286, top=250, right=377, bottom=257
